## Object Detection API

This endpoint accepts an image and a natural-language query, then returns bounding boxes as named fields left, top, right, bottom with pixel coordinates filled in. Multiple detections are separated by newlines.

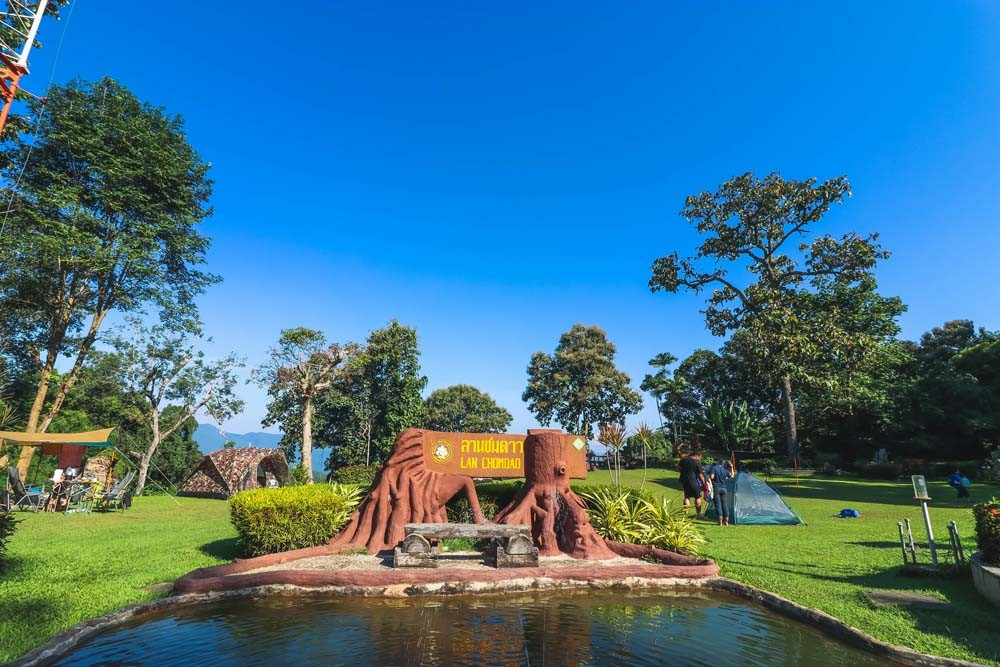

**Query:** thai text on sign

left=420, top=429, right=588, bottom=478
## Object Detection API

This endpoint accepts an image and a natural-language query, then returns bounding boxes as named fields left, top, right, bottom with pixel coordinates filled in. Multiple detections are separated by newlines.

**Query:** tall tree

left=641, top=352, right=686, bottom=446
left=256, top=328, right=355, bottom=483
left=424, top=384, right=513, bottom=433
left=649, top=172, right=890, bottom=459
left=892, top=320, right=999, bottom=458
left=114, top=321, right=243, bottom=495
left=523, top=324, right=642, bottom=439
left=0, top=78, right=216, bottom=477
left=307, top=322, right=427, bottom=472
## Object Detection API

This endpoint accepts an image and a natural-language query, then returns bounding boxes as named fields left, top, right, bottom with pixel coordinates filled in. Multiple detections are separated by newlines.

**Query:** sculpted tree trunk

left=495, top=429, right=614, bottom=559
left=333, top=429, right=486, bottom=554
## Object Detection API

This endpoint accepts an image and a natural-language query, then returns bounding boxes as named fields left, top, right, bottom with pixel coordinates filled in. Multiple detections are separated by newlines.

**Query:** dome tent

left=177, top=447, right=289, bottom=499
left=709, top=472, right=804, bottom=525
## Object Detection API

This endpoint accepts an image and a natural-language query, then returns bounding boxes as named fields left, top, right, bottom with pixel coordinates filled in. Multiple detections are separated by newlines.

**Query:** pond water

left=55, top=590, right=884, bottom=666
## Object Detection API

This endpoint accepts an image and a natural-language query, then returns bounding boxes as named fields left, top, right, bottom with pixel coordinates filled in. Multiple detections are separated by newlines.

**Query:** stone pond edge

left=970, top=551, right=1000, bottom=609
left=10, top=575, right=988, bottom=667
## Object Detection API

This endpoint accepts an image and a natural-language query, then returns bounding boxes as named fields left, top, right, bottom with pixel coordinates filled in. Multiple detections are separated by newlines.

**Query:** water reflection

left=55, top=590, right=884, bottom=666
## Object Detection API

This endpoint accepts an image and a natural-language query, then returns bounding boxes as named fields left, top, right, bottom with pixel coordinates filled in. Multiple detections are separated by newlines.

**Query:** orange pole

left=0, top=57, right=26, bottom=138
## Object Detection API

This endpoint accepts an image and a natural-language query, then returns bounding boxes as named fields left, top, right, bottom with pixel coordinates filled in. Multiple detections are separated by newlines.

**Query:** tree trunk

left=495, top=429, right=615, bottom=559
left=780, top=375, right=798, bottom=461
left=135, top=410, right=161, bottom=496
left=15, top=364, right=55, bottom=478
left=301, top=396, right=314, bottom=484
left=332, top=429, right=486, bottom=554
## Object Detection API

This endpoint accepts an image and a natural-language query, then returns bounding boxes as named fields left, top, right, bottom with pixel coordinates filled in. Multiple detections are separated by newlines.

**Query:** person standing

left=679, top=451, right=709, bottom=518
left=709, top=460, right=734, bottom=526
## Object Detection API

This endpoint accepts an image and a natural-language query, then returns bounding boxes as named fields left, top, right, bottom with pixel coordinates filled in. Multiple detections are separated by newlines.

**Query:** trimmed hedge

left=329, top=465, right=378, bottom=488
left=446, top=496, right=499, bottom=523
left=229, top=483, right=362, bottom=557
left=0, top=510, right=17, bottom=565
left=973, top=497, right=1000, bottom=565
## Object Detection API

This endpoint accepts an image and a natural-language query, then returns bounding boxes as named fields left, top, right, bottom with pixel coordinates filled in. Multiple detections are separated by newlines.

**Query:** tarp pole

left=109, top=445, right=182, bottom=507
left=793, top=452, right=799, bottom=487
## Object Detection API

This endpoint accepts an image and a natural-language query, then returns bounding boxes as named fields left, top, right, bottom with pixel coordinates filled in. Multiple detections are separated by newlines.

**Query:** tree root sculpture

left=332, top=428, right=486, bottom=554
left=495, top=429, right=615, bottom=559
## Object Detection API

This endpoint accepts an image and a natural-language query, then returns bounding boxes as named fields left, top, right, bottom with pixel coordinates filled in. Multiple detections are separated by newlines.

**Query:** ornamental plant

left=230, top=483, right=363, bottom=557
left=0, top=510, right=19, bottom=566
left=578, top=486, right=704, bottom=555
left=973, top=497, right=1000, bottom=565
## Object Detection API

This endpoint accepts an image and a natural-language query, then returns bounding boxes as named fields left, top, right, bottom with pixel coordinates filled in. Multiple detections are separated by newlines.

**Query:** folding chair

left=7, top=466, right=49, bottom=512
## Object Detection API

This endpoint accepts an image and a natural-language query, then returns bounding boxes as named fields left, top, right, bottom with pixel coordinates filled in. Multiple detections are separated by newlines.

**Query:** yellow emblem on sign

left=572, top=438, right=585, bottom=451
left=431, top=440, right=453, bottom=464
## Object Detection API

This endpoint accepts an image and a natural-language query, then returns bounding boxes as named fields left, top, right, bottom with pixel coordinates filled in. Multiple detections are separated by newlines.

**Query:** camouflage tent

left=177, top=447, right=290, bottom=499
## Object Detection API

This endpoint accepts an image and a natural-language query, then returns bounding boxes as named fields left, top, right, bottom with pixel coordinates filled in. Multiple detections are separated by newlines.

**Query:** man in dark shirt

left=679, top=452, right=708, bottom=518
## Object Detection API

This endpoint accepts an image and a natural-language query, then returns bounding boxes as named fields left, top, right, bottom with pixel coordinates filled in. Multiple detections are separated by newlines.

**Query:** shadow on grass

left=719, top=556, right=999, bottom=664
left=198, top=537, right=240, bottom=561
left=764, top=477, right=986, bottom=509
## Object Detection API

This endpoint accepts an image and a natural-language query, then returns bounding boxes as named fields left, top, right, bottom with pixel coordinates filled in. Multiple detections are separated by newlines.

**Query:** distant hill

left=193, top=424, right=283, bottom=453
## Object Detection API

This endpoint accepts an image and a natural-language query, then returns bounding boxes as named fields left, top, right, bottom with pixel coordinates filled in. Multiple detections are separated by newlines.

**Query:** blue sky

left=23, top=1, right=1000, bottom=435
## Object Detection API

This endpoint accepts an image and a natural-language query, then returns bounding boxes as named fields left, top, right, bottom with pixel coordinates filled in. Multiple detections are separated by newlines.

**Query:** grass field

left=0, top=497, right=239, bottom=663
left=2, top=472, right=998, bottom=665
left=577, top=468, right=999, bottom=666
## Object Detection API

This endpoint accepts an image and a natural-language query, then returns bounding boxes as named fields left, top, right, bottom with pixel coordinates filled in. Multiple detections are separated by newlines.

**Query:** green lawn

left=577, top=468, right=999, bottom=666
left=0, top=497, right=239, bottom=663
left=2, top=473, right=998, bottom=665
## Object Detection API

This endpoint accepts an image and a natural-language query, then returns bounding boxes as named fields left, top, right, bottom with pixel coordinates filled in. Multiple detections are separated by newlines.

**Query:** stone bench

left=394, top=522, right=538, bottom=569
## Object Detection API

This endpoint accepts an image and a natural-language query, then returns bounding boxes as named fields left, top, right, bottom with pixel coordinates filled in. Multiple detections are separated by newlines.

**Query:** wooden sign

left=420, top=429, right=588, bottom=479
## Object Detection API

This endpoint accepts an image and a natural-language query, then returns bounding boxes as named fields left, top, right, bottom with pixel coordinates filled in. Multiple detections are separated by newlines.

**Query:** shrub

left=447, top=495, right=499, bottom=523
left=329, top=465, right=377, bottom=488
left=577, top=486, right=703, bottom=555
left=642, top=496, right=706, bottom=556
left=474, top=480, right=524, bottom=508
left=288, top=465, right=310, bottom=486
left=229, top=483, right=363, bottom=557
left=931, top=461, right=981, bottom=479
left=854, top=461, right=903, bottom=480
left=973, top=497, right=1000, bottom=565
left=0, top=510, right=18, bottom=565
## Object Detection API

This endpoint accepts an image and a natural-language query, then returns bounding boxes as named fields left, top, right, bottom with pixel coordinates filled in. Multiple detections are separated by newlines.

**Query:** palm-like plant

left=598, top=423, right=628, bottom=491
left=690, top=401, right=773, bottom=452
left=632, top=422, right=656, bottom=490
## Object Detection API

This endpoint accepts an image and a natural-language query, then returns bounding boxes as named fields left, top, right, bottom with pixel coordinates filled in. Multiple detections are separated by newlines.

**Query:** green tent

left=709, top=472, right=804, bottom=525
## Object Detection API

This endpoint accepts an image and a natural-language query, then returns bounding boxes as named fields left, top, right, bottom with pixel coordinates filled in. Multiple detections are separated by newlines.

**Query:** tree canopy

left=0, top=78, right=216, bottom=476
left=649, top=172, right=895, bottom=459
left=424, top=384, right=512, bottom=433
left=257, top=327, right=355, bottom=482
left=523, top=324, right=642, bottom=439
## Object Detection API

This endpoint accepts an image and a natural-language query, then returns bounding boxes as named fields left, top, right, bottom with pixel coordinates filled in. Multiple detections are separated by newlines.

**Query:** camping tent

left=710, top=472, right=804, bottom=525
left=177, top=447, right=289, bottom=499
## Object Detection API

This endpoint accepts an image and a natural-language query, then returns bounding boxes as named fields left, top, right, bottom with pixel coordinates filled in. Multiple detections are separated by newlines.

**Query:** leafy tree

left=256, top=328, right=355, bottom=483
left=319, top=321, right=427, bottom=470
left=649, top=172, right=890, bottom=459
left=0, top=78, right=215, bottom=477
left=523, top=324, right=642, bottom=439
left=892, top=321, right=1000, bottom=458
left=112, top=321, right=243, bottom=495
left=423, top=384, right=512, bottom=433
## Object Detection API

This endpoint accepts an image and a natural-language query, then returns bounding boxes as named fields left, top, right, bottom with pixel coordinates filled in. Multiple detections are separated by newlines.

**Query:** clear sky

left=22, top=1, right=1000, bottom=435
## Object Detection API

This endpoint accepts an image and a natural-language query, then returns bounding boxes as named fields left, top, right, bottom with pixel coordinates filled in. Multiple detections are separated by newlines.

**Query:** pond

left=54, top=589, right=884, bottom=666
